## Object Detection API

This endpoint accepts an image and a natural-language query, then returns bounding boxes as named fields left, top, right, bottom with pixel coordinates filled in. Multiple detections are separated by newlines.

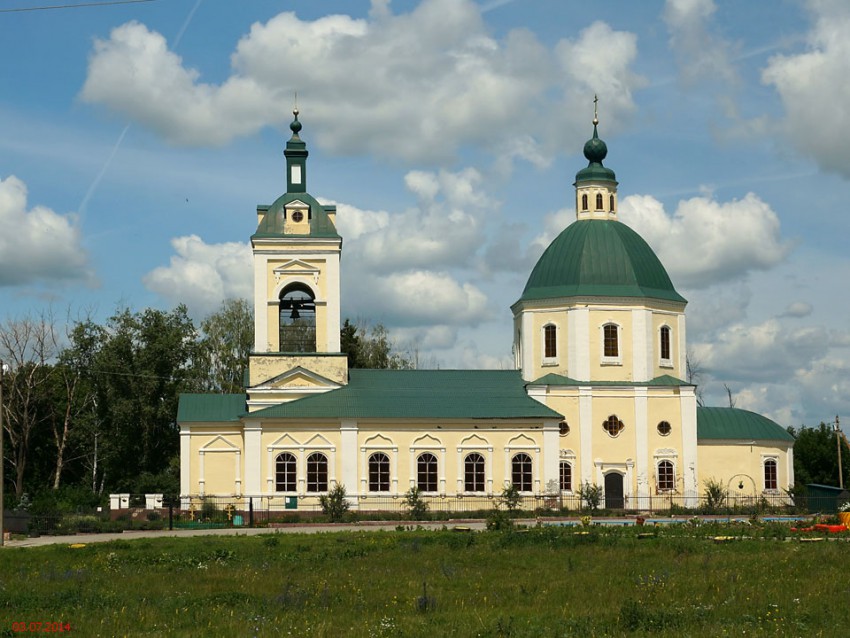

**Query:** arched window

left=596, top=193, right=603, bottom=210
left=609, top=194, right=615, bottom=211
left=279, top=283, right=316, bottom=353
left=763, top=458, right=778, bottom=491
left=581, top=194, right=588, bottom=210
left=275, top=452, right=297, bottom=492
left=559, top=461, right=572, bottom=492
left=368, top=452, right=390, bottom=492
left=464, top=453, right=485, bottom=492
left=417, top=453, right=438, bottom=492
left=512, top=453, right=533, bottom=492
left=603, top=324, right=619, bottom=358
left=603, top=415, right=624, bottom=437
left=543, top=324, right=557, bottom=359
left=660, top=326, right=671, bottom=362
left=306, top=452, right=328, bottom=492
left=657, top=460, right=675, bottom=491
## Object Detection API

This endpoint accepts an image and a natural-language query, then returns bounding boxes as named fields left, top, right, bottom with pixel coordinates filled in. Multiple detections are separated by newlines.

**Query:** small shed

left=806, top=484, right=850, bottom=513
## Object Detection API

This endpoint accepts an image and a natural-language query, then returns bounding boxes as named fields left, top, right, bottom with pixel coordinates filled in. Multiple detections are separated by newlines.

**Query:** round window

left=291, top=210, right=304, bottom=222
left=559, top=421, right=570, bottom=436
left=603, top=415, right=624, bottom=437
left=657, top=421, right=672, bottom=436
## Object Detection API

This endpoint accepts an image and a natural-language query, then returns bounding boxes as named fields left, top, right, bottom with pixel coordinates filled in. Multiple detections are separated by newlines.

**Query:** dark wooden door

left=604, top=472, right=624, bottom=509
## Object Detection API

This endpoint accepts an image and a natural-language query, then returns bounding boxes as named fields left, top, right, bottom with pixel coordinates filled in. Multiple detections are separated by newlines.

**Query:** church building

left=177, top=109, right=794, bottom=510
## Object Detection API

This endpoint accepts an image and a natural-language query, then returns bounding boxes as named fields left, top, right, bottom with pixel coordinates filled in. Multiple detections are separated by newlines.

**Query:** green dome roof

left=518, top=220, right=686, bottom=304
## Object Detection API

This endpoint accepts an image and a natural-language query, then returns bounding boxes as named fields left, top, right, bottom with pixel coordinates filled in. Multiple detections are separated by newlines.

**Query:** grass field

left=1, top=523, right=848, bottom=637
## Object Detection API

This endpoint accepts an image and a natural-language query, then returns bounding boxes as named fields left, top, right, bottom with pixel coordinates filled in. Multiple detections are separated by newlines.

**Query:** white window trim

left=653, top=449, right=678, bottom=493
left=558, top=452, right=575, bottom=494
left=600, top=322, right=622, bottom=366
left=762, top=455, right=780, bottom=493
left=659, top=324, right=674, bottom=369
left=541, top=322, right=559, bottom=367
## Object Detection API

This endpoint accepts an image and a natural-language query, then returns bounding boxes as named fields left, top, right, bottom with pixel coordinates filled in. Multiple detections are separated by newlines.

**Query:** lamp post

left=836, top=415, right=844, bottom=491
left=0, top=361, right=6, bottom=547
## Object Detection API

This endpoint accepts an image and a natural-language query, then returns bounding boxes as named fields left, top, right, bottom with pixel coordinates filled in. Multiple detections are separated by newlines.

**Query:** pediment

left=255, top=366, right=340, bottom=391
left=303, top=433, right=334, bottom=448
left=273, top=258, right=318, bottom=275
left=200, top=435, right=240, bottom=452
left=269, top=432, right=301, bottom=448
left=363, top=433, right=394, bottom=447
left=411, top=433, right=442, bottom=448
left=459, top=433, right=489, bottom=447
left=285, top=199, right=309, bottom=210
left=507, top=433, right=536, bottom=447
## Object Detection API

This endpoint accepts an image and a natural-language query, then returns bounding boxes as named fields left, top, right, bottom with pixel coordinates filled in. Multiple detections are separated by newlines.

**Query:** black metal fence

left=6, top=492, right=846, bottom=537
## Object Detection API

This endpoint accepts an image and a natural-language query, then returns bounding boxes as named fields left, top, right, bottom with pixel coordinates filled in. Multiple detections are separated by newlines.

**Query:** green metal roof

left=252, top=192, right=340, bottom=240
left=248, top=369, right=562, bottom=420
left=530, top=373, right=691, bottom=387
left=697, top=407, right=794, bottom=442
left=177, top=393, right=246, bottom=422
left=575, top=123, right=616, bottom=184
left=518, top=220, right=686, bottom=304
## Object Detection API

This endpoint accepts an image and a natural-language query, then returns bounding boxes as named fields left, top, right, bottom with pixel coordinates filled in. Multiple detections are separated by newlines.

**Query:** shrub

left=578, top=482, right=602, bottom=511
left=404, top=487, right=429, bottom=520
left=500, top=484, right=521, bottom=512
left=485, top=509, right=514, bottom=531
left=319, top=484, right=350, bottom=523
left=200, top=499, right=219, bottom=521
left=703, top=478, right=727, bottom=513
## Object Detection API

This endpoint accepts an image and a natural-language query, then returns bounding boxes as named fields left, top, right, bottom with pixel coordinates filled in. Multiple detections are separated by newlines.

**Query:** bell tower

left=246, top=110, right=347, bottom=411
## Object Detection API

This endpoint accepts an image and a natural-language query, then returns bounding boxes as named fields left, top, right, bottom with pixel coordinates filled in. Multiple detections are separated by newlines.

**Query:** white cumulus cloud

left=80, top=0, right=644, bottom=164
left=619, top=192, right=791, bottom=289
left=663, top=0, right=738, bottom=86
left=143, top=235, right=252, bottom=316
left=762, top=0, right=850, bottom=178
left=0, top=175, right=92, bottom=286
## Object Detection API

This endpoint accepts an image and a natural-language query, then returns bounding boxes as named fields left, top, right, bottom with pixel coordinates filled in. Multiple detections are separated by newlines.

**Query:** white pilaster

left=326, top=252, right=342, bottom=352
left=521, top=311, right=534, bottom=381
left=634, top=388, right=649, bottom=500
left=631, top=308, right=652, bottom=382
left=680, top=386, right=698, bottom=505
left=340, top=420, right=358, bottom=495
left=543, top=419, right=559, bottom=493
left=254, top=253, right=269, bottom=352
left=579, top=387, right=593, bottom=483
left=180, top=425, right=191, bottom=496
left=787, top=446, right=794, bottom=491
left=570, top=307, right=591, bottom=381
left=244, top=421, right=262, bottom=495
left=677, top=313, right=687, bottom=379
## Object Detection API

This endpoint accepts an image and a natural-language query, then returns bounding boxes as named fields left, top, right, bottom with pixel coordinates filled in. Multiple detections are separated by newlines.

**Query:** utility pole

left=1, top=361, right=7, bottom=547
left=836, top=415, right=844, bottom=490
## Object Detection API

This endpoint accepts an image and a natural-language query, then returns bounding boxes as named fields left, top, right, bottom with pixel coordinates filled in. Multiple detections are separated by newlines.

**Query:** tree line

left=0, top=301, right=413, bottom=509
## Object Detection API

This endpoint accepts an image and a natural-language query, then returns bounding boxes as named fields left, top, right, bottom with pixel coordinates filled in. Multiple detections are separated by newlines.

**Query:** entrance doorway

left=604, top=472, right=624, bottom=509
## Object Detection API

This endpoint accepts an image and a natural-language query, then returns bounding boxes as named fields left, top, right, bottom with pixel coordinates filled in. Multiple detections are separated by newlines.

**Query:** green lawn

left=1, top=524, right=847, bottom=637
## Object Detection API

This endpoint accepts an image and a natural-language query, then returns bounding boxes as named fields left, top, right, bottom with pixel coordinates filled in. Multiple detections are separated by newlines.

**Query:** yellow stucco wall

left=698, top=440, right=792, bottom=496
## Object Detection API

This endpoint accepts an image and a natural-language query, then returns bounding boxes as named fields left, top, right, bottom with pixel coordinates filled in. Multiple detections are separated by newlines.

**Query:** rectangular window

left=544, top=325, right=557, bottom=359
left=660, top=326, right=671, bottom=361
left=764, top=459, right=778, bottom=491
left=290, top=164, right=302, bottom=184
left=603, top=324, right=619, bottom=358
left=559, top=462, right=572, bottom=492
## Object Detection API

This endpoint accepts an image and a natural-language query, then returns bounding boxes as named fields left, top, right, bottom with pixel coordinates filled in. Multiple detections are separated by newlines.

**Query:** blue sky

left=1, top=0, right=849, bottom=428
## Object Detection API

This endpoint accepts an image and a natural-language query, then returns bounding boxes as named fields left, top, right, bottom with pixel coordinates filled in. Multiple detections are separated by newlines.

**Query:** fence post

left=168, top=503, right=173, bottom=531
left=249, top=497, right=254, bottom=527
